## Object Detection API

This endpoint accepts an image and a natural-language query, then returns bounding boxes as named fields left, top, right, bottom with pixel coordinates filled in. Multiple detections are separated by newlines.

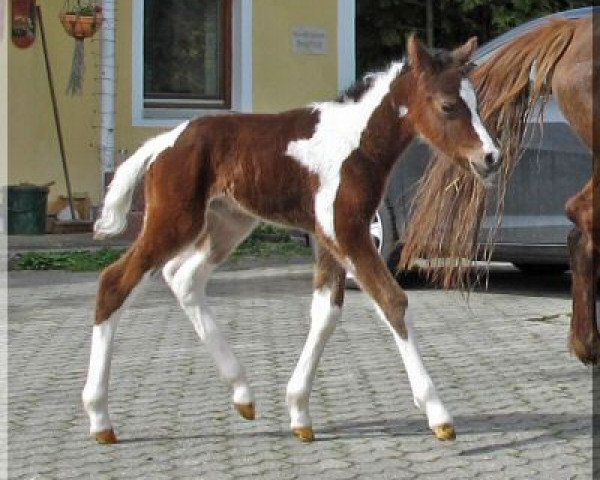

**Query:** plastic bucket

left=7, top=185, right=49, bottom=235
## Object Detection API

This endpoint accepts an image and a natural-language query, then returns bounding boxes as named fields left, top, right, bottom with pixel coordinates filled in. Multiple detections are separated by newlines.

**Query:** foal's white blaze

left=287, top=287, right=341, bottom=428
left=82, top=315, right=119, bottom=434
left=286, top=63, right=405, bottom=241
left=398, top=105, right=409, bottom=118
left=374, top=305, right=452, bottom=429
left=459, top=79, right=498, bottom=161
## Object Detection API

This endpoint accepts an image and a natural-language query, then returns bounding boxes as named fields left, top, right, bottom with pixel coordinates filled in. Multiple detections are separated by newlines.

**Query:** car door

left=482, top=99, right=591, bottom=246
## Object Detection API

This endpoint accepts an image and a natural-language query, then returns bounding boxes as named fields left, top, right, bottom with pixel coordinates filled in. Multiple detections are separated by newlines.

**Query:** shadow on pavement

left=398, top=264, right=572, bottom=299
left=117, top=411, right=587, bottom=449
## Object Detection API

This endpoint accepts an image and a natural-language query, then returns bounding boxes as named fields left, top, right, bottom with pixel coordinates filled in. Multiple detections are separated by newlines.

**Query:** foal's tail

left=94, top=121, right=190, bottom=239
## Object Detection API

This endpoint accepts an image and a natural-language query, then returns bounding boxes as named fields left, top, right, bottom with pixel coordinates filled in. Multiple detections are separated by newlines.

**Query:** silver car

left=372, top=7, right=595, bottom=276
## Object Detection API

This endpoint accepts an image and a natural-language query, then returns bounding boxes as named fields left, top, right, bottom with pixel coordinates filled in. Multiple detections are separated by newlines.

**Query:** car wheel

left=513, top=263, right=569, bottom=276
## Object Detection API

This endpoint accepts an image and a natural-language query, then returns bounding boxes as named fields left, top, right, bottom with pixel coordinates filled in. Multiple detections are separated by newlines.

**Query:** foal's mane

left=336, top=48, right=457, bottom=103
left=337, top=75, right=377, bottom=103
left=400, top=18, right=578, bottom=289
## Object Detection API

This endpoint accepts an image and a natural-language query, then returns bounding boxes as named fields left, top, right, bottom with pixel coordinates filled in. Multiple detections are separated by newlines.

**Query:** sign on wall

left=292, top=27, right=328, bottom=55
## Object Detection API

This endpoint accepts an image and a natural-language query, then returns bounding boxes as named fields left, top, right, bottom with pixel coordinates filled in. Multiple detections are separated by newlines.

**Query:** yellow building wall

left=252, top=0, right=338, bottom=113
left=113, top=3, right=162, bottom=165
left=8, top=1, right=341, bottom=207
left=8, top=0, right=102, bottom=204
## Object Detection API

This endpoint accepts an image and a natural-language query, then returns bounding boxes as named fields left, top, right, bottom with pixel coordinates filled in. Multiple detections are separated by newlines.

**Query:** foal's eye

left=441, top=102, right=457, bottom=115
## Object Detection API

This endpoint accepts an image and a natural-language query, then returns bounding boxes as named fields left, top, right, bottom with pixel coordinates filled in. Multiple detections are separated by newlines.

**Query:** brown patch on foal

left=95, top=110, right=322, bottom=326
left=95, top=144, right=209, bottom=324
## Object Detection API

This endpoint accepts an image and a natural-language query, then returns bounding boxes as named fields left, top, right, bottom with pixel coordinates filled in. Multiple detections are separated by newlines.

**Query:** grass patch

left=232, top=237, right=311, bottom=259
left=17, top=248, right=125, bottom=272
left=15, top=226, right=311, bottom=271
left=233, top=224, right=311, bottom=258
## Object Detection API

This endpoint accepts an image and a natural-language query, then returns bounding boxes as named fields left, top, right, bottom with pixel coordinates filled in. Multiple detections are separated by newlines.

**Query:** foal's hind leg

left=83, top=154, right=208, bottom=443
left=286, top=246, right=345, bottom=441
left=83, top=238, right=205, bottom=442
left=163, top=200, right=259, bottom=420
left=82, top=245, right=164, bottom=443
left=336, top=229, right=455, bottom=441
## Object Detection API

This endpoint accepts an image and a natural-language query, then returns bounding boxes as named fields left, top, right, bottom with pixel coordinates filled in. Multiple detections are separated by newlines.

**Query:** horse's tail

left=94, top=121, right=190, bottom=239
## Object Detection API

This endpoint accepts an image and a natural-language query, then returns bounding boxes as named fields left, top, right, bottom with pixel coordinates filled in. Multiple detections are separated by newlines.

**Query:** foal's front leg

left=286, top=247, right=345, bottom=441
left=340, top=230, right=455, bottom=441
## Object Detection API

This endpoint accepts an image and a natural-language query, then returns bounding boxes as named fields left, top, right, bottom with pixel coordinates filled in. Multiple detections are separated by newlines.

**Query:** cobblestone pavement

left=8, top=265, right=591, bottom=479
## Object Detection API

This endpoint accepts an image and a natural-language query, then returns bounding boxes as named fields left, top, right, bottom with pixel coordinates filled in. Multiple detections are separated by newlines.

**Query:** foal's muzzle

left=469, top=149, right=501, bottom=184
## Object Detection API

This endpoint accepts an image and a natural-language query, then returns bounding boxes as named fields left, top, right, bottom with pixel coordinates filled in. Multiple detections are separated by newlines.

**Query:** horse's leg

left=163, top=200, right=259, bottom=420
left=565, top=179, right=600, bottom=364
left=83, top=149, right=208, bottom=443
left=550, top=19, right=600, bottom=362
left=567, top=226, right=600, bottom=364
left=337, top=230, right=455, bottom=441
left=286, top=246, right=345, bottom=441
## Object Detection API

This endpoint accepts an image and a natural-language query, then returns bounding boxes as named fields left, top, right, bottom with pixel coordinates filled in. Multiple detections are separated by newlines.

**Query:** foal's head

left=402, top=36, right=500, bottom=183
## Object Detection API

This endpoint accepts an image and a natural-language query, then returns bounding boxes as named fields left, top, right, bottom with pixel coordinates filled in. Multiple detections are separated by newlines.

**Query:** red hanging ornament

left=11, top=0, right=37, bottom=49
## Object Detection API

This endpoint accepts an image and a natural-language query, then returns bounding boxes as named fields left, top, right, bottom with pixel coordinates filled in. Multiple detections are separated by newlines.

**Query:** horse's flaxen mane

left=400, top=18, right=578, bottom=290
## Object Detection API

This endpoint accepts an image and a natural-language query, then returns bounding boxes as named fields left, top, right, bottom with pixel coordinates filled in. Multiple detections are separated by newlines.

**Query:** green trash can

left=7, top=185, right=50, bottom=235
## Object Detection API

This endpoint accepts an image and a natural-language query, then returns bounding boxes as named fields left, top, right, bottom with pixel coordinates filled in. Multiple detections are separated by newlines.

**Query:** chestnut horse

left=402, top=16, right=597, bottom=363
left=83, top=36, right=499, bottom=444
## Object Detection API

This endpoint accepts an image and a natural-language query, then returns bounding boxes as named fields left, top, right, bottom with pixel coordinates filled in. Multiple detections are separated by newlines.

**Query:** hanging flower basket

left=58, top=1, right=103, bottom=95
left=60, top=9, right=103, bottom=40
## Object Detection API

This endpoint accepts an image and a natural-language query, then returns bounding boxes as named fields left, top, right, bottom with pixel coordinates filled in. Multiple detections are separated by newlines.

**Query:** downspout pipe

left=100, top=0, right=116, bottom=199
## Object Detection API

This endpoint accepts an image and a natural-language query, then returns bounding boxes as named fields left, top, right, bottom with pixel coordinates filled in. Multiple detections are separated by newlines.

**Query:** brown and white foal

left=83, top=36, right=499, bottom=444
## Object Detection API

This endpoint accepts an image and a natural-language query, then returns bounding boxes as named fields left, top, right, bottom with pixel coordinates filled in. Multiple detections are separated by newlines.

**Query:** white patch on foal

left=287, top=287, right=341, bottom=428
left=164, top=248, right=254, bottom=406
left=82, top=315, right=119, bottom=434
left=82, top=278, right=150, bottom=435
left=374, top=304, right=452, bottom=430
left=286, top=63, right=405, bottom=241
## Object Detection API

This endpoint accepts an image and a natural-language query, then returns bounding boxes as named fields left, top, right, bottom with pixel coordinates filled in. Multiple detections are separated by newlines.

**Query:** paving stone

left=7, top=267, right=592, bottom=479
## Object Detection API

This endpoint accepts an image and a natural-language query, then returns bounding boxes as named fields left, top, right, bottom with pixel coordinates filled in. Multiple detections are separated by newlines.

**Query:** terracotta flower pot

left=59, top=12, right=103, bottom=39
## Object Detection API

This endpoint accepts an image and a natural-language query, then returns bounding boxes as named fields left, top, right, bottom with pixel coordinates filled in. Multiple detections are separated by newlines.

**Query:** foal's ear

left=407, top=34, right=434, bottom=76
left=451, top=36, right=478, bottom=65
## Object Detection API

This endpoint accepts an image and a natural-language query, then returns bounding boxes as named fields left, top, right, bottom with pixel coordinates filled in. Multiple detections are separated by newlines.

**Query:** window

left=134, top=0, right=252, bottom=125
left=143, top=0, right=232, bottom=111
